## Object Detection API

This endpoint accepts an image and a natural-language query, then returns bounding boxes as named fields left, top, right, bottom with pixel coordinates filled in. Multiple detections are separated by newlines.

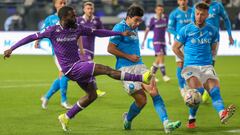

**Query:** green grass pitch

left=0, top=55, right=239, bottom=135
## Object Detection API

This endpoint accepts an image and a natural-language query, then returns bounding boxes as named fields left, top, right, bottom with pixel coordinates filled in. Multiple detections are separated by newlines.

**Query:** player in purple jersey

left=141, top=4, right=171, bottom=82
left=3, top=6, right=153, bottom=132
left=77, top=1, right=106, bottom=97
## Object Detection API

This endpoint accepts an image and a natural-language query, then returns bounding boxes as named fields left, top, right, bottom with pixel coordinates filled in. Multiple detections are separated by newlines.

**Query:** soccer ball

left=183, top=89, right=202, bottom=108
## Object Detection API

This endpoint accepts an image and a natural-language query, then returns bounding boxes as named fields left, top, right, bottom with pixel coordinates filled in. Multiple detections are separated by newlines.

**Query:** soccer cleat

left=162, top=75, right=170, bottom=82
left=187, top=119, right=196, bottom=129
left=40, top=96, right=48, bottom=109
left=220, top=104, right=236, bottom=124
left=123, top=112, right=131, bottom=130
left=142, top=71, right=152, bottom=85
left=58, top=114, right=69, bottom=131
left=164, top=120, right=181, bottom=133
left=202, top=90, right=210, bottom=103
left=61, top=102, right=73, bottom=110
left=96, top=89, right=106, bottom=97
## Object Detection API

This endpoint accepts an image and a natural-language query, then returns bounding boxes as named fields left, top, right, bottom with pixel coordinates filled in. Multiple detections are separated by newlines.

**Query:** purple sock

left=123, top=72, right=143, bottom=82
left=159, top=65, right=166, bottom=76
left=152, top=65, right=158, bottom=74
left=66, top=103, right=83, bottom=119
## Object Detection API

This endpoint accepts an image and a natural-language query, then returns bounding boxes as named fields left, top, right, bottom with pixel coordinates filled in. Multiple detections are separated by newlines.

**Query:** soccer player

left=172, top=2, right=236, bottom=129
left=3, top=6, right=153, bottom=132
left=77, top=1, right=106, bottom=97
left=141, top=4, right=171, bottom=82
left=35, top=0, right=72, bottom=109
left=167, top=0, right=192, bottom=94
left=192, top=0, right=234, bottom=103
left=108, top=5, right=181, bottom=133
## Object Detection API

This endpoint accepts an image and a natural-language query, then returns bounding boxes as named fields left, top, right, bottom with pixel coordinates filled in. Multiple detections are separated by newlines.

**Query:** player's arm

left=34, top=17, right=50, bottom=48
left=172, top=41, right=184, bottom=60
left=167, top=12, right=177, bottom=36
left=141, top=27, right=150, bottom=49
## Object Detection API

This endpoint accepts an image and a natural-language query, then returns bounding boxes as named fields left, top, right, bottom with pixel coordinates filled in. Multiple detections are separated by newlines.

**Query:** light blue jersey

left=109, top=20, right=143, bottom=69
left=175, top=22, right=219, bottom=67
left=192, top=1, right=232, bottom=36
left=167, top=7, right=192, bottom=36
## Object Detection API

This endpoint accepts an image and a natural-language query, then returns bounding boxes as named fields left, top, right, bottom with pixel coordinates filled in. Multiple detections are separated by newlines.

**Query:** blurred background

left=1, top=0, right=240, bottom=31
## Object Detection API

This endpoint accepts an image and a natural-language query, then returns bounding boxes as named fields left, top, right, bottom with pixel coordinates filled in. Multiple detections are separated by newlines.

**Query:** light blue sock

left=152, top=94, right=168, bottom=122
left=127, top=102, right=143, bottom=122
left=59, top=75, right=70, bottom=103
left=189, top=87, right=204, bottom=118
left=45, top=78, right=60, bottom=100
left=176, top=67, right=185, bottom=89
left=209, top=86, right=225, bottom=113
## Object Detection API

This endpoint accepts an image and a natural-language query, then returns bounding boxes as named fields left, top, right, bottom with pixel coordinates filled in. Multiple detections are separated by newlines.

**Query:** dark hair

left=195, top=2, right=209, bottom=10
left=156, top=4, right=163, bottom=8
left=126, top=5, right=144, bottom=18
left=58, top=6, right=74, bottom=20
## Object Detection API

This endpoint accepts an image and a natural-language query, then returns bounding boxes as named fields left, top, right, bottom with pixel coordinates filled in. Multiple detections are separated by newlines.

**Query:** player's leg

left=176, top=61, right=185, bottom=90
left=59, top=73, right=72, bottom=109
left=93, top=64, right=152, bottom=84
left=58, top=81, right=98, bottom=131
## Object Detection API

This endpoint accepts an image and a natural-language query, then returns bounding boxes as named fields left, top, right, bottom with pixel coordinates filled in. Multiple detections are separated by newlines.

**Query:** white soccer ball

left=184, top=89, right=202, bottom=108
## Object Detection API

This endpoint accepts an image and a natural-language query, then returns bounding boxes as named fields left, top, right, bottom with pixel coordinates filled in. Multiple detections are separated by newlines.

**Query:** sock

left=66, top=102, right=84, bottom=119
left=127, top=102, right=143, bottom=122
left=159, top=64, right=166, bottom=76
left=209, top=86, right=225, bottom=113
left=152, top=94, right=168, bottom=122
left=176, top=67, right=185, bottom=89
left=122, top=72, right=142, bottom=82
left=59, top=75, right=70, bottom=103
left=45, top=79, right=60, bottom=100
left=151, top=64, right=158, bottom=74
left=189, top=87, right=204, bottom=119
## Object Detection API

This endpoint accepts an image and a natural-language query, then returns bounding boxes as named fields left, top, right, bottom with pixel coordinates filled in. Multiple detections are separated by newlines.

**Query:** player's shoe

left=123, top=112, right=131, bottom=130
left=162, top=75, right=170, bottom=82
left=142, top=71, right=152, bottom=85
left=40, top=96, right=48, bottom=109
left=96, top=89, right=106, bottom=97
left=58, top=114, right=69, bottom=131
left=187, top=119, right=196, bottom=129
left=202, top=90, right=210, bottom=103
left=61, top=102, right=73, bottom=110
left=164, top=120, right=181, bottom=133
left=220, top=104, right=236, bottom=124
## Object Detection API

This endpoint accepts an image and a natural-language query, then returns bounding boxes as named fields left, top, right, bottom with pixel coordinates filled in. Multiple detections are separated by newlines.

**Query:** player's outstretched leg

left=202, top=90, right=210, bottom=103
left=93, top=64, right=152, bottom=84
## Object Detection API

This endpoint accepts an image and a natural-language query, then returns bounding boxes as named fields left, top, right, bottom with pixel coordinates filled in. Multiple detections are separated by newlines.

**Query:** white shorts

left=174, top=46, right=184, bottom=62
left=119, top=64, right=148, bottom=95
left=182, top=65, right=219, bottom=84
left=53, top=55, right=62, bottom=71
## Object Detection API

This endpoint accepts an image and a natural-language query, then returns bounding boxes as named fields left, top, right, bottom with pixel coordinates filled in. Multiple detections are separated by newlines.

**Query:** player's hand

left=127, top=54, right=139, bottom=62
left=121, top=30, right=135, bottom=36
left=229, top=36, right=234, bottom=45
left=168, top=40, right=172, bottom=45
left=3, top=49, right=13, bottom=59
left=141, top=42, right=145, bottom=49
left=34, top=40, right=40, bottom=48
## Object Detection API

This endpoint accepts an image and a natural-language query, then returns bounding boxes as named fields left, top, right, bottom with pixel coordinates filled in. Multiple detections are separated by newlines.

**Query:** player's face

left=127, top=16, right=143, bottom=29
left=155, top=6, right=164, bottom=15
left=63, top=10, right=77, bottom=28
left=202, top=0, right=211, bottom=4
left=55, top=0, right=67, bottom=12
left=178, top=0, right=188, bottom=8
left=195, top=9, right=209, bottom=26
left=83, top=5, right=94, bottom=17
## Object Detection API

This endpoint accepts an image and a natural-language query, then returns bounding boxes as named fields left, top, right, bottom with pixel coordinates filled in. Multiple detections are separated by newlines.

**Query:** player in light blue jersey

left=167, top=0, right=192, bottom=95
left=192, top=0, right=234, bottom=103
left=35, top=0, right=72, bottom=110
left=172, top=2, right=236, bottom=129
left=108, top=5, right=181, bottom=133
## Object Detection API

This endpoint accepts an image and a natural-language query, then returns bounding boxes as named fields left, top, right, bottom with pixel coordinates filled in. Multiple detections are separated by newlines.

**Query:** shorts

left=119, top=64, right=148, bottom=95
left=181, top=65, right=219, bottom=84
left=153, top=42, right=166, bottom=56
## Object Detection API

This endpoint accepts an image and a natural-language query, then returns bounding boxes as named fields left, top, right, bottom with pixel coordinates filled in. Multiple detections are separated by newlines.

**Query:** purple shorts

left=153, top=43, right=166, bottom=56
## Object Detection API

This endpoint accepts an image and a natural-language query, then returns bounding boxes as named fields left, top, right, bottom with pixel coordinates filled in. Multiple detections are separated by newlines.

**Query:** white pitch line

left=225, top=129, right=240, bottom=133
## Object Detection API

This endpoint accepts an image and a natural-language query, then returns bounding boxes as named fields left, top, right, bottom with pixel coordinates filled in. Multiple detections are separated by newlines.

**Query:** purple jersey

left=77, top=15, right=103, bottom=58
left=148, top=15, right=168, bottom=44
left=10, top=24, right=121, bottom=74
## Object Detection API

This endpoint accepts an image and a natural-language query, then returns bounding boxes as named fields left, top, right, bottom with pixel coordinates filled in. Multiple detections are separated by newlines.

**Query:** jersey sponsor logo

left=56, top=36, right=77, bottom=42
left=155, top=24, right=167, bottom=28
left=196, top=38, right=211, bottom=44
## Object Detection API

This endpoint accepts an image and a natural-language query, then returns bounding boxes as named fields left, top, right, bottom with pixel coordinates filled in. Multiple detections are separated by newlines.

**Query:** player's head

left=83, top=1, right=94, bottom=17
left=53, top=0, right=67, bottom=13
left=202, top=0, right=211, bottom=4
left=155, top=4, right=164, bottom=16
left=58, top=6, right=77, bottom=28
left=195, top=2, right=209, bottom=26
left=126, top=5, right=144, bottom=29
left=177, top=0, right=188, bottom=8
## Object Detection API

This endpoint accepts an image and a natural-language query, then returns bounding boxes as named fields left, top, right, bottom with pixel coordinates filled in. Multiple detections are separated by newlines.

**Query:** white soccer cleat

left=40, top=96, right=48, bottom=109
left=163, top=75, right=170, bottom=82
left=61, top=102, right=73, bottom=110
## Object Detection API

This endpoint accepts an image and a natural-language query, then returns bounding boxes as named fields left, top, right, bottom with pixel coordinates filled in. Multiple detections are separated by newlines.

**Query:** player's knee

left=135, top=97, right=147, bottom=108
left=87, top=92, right=98, bottom=102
